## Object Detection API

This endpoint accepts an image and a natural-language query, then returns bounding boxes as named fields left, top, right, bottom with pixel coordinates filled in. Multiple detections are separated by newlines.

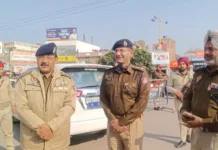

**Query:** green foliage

left=131, top=48, right=152, bottom=71
left=98, top=51, right=115, bottom=66
left=99, top=48, right=152, bottom=71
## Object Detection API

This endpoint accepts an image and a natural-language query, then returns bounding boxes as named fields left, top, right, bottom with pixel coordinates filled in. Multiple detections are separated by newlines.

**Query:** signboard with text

left=46, top=28, right=77, bottom=41
left=152, top=52, right=170, bottom=65
left=11, top=51, right=36, bottom=62
left=58, top=56, right=77, bottom=62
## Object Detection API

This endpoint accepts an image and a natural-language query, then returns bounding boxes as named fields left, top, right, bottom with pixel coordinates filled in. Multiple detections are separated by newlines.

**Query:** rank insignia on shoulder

left=141, top=77, right=148, bottom=84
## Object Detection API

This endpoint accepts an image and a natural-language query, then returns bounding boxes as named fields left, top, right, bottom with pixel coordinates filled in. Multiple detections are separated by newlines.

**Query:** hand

left=181, top=111, right=203, bottom=128
left=11, top=106, right=16, bottom=114
left=110, top=119, right=128, bottom=133
left=36, top=124, right=53, bottom=140
left=185, top=82, right=191, bottom=88
left=175, top=90, right=184, bottom=99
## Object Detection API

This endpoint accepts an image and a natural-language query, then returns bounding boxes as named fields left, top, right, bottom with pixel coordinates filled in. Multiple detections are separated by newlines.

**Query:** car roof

left=56, top=63, right=113, bottom=70
left=23, top=63, right=113, bottom=73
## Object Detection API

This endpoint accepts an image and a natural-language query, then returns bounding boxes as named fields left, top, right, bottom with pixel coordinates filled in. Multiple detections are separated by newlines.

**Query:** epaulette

left=60, top=71, right=72, bottom=79
left=131, top=65, right=146, bottom=72
left=16, top=69, right=33, bottom=82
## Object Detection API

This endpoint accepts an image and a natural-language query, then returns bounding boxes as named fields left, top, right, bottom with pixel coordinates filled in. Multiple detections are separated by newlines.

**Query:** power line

left=0, top=0, right=126, bottom=31
left=0, top=0, right=108, bottom=27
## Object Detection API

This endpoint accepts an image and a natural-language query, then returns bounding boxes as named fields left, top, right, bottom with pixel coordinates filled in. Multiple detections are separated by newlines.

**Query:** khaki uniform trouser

left=23, top=148, right=67, bottom=150
left=0, top=106, right=14, bottom=150
left=107, top=117, right=144, bottom=150
left=191, top=128, right=218, bottom=150
left=174, top=98, right=191, bottom=142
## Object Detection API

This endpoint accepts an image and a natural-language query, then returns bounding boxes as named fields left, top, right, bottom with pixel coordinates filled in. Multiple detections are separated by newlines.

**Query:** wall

left=46, top=40, right=100, bottom=53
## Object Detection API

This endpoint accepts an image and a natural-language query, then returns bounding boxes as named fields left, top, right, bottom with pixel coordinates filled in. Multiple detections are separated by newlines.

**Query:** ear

left=130, top=49, right=134, bottom=55
left=55, top=56, right=58, bottom=63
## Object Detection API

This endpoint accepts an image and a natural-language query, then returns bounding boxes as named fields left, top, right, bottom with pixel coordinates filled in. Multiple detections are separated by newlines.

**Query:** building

left=161, top=37, right=176, bottom=61
left=45, top=27, right=100, bottom=63
left=77, top=51, right=109, bottom=64
left=45, top=40, right=100, bottom=63
left=2, top=41, right=41, bottom=73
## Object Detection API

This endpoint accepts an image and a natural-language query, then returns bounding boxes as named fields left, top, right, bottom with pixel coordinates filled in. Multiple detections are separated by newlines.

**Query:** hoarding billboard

left=185, top=51, right=204, bottom=61
left=46, top=28, right=77, bottom=41
left=152, top=44, right=167, bottom=51
left=152, top=52, right=170, bottom=65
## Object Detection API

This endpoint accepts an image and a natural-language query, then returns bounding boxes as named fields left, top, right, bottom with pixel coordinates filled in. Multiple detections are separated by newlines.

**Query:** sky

left=0, top=0, right=217, bottom=55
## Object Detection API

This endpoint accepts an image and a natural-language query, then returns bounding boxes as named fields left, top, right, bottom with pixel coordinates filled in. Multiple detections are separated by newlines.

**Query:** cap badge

left=123, top=41, right=128, bottom=46
left=53, top=47, right=57, bottom=54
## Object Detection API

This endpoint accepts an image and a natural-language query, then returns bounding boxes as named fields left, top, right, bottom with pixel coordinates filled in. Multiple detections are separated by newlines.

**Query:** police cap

left=35, top=43, right=57, bottom=57
left=112, top=39, right=133, bottom=50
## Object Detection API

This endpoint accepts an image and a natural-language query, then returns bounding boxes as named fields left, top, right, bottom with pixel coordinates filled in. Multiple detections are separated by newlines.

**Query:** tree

left=133, top=40, right=149, bottom=50
left=99, top=48, right=152, bottom=72
left=131, top=48, right=152, bottom=71
left=98, top=51, right=115, bottom=66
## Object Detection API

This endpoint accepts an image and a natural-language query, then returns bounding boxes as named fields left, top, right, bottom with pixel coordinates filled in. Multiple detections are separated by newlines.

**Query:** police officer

left=14, top=43, right=76, bottom=150
left=100, top=39, right=150, bottom=150
left=181, top=29, right=218, bottom=150
left=0, top=61, right=15, bottom=150
left=166, top=57, right=193, bottom=148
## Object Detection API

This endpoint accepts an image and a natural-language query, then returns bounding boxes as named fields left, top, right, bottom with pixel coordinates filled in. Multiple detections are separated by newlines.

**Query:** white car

left=57, top=63, right=112, bottom=135
left=57, top=64, right=111, bottom=135
left=12, top=63, right=112, bottom=135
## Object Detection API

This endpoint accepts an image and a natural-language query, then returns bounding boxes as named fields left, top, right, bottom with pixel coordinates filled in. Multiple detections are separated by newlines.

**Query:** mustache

left=204, top=54, right=213, bottom=58
left=40, top=63, right=49, bottom=66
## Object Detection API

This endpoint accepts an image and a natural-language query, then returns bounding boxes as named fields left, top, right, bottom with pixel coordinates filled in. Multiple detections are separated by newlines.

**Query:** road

left=0, top=100, right=190, bottom=150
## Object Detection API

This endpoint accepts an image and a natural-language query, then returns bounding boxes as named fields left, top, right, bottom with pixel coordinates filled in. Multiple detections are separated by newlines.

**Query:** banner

left=46, top=28, right=77, bottom=41
left=10, top=51, right=36, bottom=62
left=185, top=51, right=204, bottom=61
left=152, top=52, right=170, bottom=65
left=58, top=56, right=77, bottom=62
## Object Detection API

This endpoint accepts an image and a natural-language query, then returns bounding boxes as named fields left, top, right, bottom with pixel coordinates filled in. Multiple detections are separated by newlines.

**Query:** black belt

left=200, top=127, right=218, bottom=133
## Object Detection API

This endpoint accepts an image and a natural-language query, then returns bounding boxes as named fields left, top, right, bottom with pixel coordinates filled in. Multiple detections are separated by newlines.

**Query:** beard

left=205, top=56, right=218, bottom=66
left=179, top=67, right=186, bottom=72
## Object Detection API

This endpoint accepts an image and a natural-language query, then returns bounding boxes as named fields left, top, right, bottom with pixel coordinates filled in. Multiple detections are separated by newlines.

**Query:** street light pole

left=151, top=16, right=168, bottom=44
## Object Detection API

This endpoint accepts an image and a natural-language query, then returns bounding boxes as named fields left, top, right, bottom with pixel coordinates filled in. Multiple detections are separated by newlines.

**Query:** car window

left=62, top=67, right=105, bottom=88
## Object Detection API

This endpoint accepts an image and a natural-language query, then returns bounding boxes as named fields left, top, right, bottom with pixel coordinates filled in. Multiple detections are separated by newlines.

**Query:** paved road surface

left=0, top=100, right=191, bottom=150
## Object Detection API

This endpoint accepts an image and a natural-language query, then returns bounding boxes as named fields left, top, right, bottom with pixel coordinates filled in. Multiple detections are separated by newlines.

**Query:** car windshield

left=62, top=67, right=105, bottom=88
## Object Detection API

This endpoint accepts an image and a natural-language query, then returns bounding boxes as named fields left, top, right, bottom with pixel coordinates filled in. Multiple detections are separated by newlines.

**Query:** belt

left=200, top=127, right=218, bottom=133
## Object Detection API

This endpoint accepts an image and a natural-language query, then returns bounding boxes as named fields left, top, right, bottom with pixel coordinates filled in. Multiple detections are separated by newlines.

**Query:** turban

left=204, top=30, right=218, bottom=49
left=178, top=57, right=189, bottom=66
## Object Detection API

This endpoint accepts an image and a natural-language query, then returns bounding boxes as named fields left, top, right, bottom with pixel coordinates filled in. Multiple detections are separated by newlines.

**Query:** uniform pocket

left=123, top=82, right=138, bottom=98
left=24, top=86, right=43, bottom=107
left=52, top=87, right=68, bottom=106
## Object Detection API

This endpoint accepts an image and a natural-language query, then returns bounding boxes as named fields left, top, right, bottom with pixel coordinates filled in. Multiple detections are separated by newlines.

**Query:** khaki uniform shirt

left=15, top=68, right=76, bottom=150
left=0, top=76, right=14, bottom=108
left=181, top=67, right=218, bottom=130
left=166, top=71, right=193, bottom=97
left=100, top=65, right=150, bottom=126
